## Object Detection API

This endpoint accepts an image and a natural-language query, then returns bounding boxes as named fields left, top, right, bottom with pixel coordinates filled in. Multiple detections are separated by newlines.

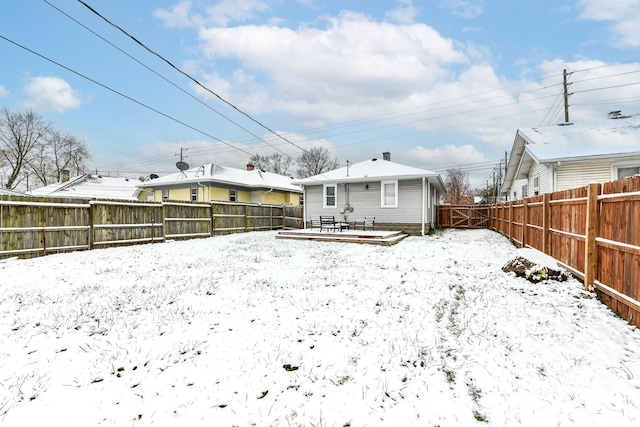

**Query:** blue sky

left=1, top=0, right=640, bottom=187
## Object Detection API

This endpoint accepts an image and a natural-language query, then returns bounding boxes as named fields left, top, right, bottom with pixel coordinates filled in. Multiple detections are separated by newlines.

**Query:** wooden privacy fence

left=437, top=205, right=490, bottom=228
left=0, top=195, right=303, bottom=260
left=488, top=176, right=640, bottom=328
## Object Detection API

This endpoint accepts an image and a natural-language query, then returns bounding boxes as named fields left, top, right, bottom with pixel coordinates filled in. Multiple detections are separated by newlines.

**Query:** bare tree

left=295, top=146, right=339, bottom=178
left=249, top=152, right=292, bottom=175
left=0, top=107, right=50, bottom=189
left=443, top=168, right=473, bottom=204
left=27, top=129, right=91, bottom=186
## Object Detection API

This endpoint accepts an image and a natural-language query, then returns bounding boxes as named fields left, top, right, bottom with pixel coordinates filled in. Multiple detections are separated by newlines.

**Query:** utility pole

left=563, top=69, right=572, bottom=123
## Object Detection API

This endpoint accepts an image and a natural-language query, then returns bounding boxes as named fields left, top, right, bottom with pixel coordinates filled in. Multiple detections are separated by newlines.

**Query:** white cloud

left=577, top=0, right=640, bottom=47
left=22, top=76, right=84, bottom=113
left=408, top=144, right=489, bottom=170
left=437, top=0, right=485, bottom=19
left=0, top=85, right=9, bottom=97
left=386, top=0, right=420, bottom=24
left=155, top=0, right=269, bottom=28
left=196, top=11, right=470, bottom=119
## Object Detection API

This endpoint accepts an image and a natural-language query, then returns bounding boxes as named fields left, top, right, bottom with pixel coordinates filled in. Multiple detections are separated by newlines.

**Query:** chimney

left=61, top=169, right=70, bottom=182
left=383, top=152, right=391, bottom=161
left=246, top=163, right=255, bottom=171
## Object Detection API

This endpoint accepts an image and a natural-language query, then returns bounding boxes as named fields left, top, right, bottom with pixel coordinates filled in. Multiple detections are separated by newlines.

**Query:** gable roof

left=503, top=114, right=640, bottom=191
left=29, top=174, right=143, bottom=200
left=0, top=188, right=24, bottom=196
left=140, top=163, right=302, bottom=193
left=293, top=158, right=446, bottom=192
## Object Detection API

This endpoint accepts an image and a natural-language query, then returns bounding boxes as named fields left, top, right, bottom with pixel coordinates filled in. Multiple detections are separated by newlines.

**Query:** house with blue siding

left=293, top=153, right=445, bottom=235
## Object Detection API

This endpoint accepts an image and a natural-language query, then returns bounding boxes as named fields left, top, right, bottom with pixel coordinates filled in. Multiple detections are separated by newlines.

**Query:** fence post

left=88, top=201, right=95, bottom=249
left=542, top=193, right=550, bottom=254
left=522, top=199, right=529, bottom=248
left=449, top=205, right=453, bottom=227
left=584, top=183, right=600, bottom=291
left=508, top=201, right=514, bottom=242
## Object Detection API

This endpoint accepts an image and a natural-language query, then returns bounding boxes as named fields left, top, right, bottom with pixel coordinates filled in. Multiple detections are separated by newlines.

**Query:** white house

left=502, top=113, right=640, bottom=200
left=292, top=153, right=445, bottom=235
left=29, top=174, right=148, bottom=201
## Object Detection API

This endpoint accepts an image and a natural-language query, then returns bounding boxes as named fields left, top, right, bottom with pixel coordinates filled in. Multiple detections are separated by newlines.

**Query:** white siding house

left=503, top=113, right=640, bottom=200
left=292, top=154, right=445, bottom=235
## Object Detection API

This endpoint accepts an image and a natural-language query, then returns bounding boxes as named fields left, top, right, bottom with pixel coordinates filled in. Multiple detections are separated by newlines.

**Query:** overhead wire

left=0, top=34, right=256, bottom=159
left=76, top=0, right=310, bottom=157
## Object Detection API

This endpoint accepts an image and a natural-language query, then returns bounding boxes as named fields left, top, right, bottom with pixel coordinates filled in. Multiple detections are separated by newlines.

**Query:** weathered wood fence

left=0, top=195, right=303, bottom=260
left=488, top=176, right=640, bottom=328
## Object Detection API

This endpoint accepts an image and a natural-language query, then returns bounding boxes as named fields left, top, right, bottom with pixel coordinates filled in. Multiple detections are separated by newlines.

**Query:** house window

left=162, top=189, right=169, bottom=201
left=323, top=184, right=337, bottom=208
left=521, top=184, right=528, bottom=199
left=229, top=189, right=237, bottom=202
left=299, top=192, right=304, bottom=206
left=616, top=165, right=640, bottom=179
left=533, top=177, right=540, bottom=196
left=190, top=188, right=197, bottom=202
left=381, top=180, right=398, bottom=208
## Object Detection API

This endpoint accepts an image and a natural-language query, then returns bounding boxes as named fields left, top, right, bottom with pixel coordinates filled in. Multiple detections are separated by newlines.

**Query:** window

left=533, top=177, right=540, bottom=196
left=323, top=184, right=337, bottom=208
left=190, top=188, right=197, bottom=202
left=617, top=166, right=640, bottom=179
left=299, top=192, right=304, bottom=206
left=229, top=189, right=237, bottom=202
left=521, top=184, right=528, bottom=199
left=162, top=189, right=169, bottom=201
left=381, top=180, right=398, bottom=208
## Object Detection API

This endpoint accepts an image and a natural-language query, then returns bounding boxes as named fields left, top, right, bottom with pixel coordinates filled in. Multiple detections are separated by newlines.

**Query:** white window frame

left=611, top=161, right=640, bottom=180
left=190, top=187, right=197, bottom=202
left=229, top=189, right=237, bottom=202
left=533, top=176, right=540, bottom=196
left=323, top=183, right=337, bottom=208
left=521, top=184, right=528, bottom=199
left=162, top=188, right=169, bottom=201
left=381, top=180, right=398, bottom=208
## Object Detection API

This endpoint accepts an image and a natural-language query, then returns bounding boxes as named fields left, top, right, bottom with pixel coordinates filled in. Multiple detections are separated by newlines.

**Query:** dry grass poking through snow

left=0, top=229, right=639, bottom=426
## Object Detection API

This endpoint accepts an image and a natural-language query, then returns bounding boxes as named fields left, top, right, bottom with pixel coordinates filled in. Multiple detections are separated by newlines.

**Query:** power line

left=76, top=0, right=309, bottom=156
left=0, top=34, right=256, bottom=159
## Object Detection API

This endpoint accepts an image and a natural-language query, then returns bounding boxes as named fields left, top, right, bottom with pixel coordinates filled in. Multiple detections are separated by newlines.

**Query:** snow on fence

left=0, top=195, right=303, bottom=260
left=486, top=176, right=640, bottom=328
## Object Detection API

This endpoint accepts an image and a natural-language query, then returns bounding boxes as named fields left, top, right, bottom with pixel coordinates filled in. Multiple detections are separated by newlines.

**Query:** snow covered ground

left=1, top=229, right=639, bottom=426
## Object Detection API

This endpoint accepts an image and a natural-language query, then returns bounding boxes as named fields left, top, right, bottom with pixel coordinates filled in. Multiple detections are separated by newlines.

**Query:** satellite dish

left=176, top=161, right=190, bottom=171
left=149, top=173, right=159, bottom=180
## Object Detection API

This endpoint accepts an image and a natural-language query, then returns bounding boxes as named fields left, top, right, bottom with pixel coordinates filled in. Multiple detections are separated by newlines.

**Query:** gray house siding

left=303, top=178, right=436, bottom=234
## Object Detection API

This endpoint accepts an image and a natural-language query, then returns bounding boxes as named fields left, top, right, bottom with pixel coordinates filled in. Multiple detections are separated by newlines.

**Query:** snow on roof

left=293, top=158, right=445, bottom=191
left=141, top=164, right=302, bottom=193
left=519, top=114, right=640, bottom=161
left=0, top=188, right=24, bottom=196
left=29, top=174, right=142, bottom=200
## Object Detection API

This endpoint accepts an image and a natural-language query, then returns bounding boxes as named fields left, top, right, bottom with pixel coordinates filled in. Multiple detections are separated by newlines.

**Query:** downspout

left=197, top=181, right=207, bottom=202
left=421, top=177, right=426, bottom=236
left=262, top=187, right=274, bottom=204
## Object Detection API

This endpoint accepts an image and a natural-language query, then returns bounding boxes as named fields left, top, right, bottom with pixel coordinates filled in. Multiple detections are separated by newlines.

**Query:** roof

left=140, top=164, right=302, bottom=193
left=0, top=188, right=24, bottom=196
left=503, top=114, right=640, bottom=190
left=292, top=158, right=446, bottom=192
left=29, top=174, right=143, bottom=200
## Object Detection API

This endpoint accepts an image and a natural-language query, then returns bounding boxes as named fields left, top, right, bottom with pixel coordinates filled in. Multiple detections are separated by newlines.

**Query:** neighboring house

left=292, top=152, right=445, bottom=235
left=0, top=188, right=24, bottom=196
left=502, top=113, right=640, bottom=200
left=140, top=163, right=302, bottom=205
left=29, top=174, right=148, bottom=201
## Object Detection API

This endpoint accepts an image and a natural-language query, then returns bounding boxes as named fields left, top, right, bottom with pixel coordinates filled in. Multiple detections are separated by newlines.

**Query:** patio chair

left=309, top=216, right=321, bottom=230
left=320, top=216, right=341, bottom=232
left=354, top=216, right=375, bottom=231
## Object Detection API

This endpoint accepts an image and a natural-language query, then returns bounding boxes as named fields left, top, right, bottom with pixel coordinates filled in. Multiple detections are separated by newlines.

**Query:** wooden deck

left=276, top=229, right=408, bottom=246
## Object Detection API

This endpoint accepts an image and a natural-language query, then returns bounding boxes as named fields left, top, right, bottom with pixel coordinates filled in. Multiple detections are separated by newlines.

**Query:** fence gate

left=437, top=205, right=490, bottom=229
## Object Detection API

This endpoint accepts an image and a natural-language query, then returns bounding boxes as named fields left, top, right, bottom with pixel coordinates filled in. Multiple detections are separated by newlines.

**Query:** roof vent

left=383, top=152, right=391, bottom=161
left=372, top=158, right=377, bottom=161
